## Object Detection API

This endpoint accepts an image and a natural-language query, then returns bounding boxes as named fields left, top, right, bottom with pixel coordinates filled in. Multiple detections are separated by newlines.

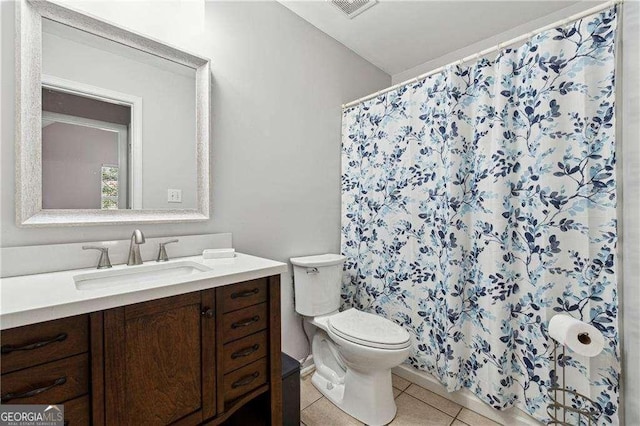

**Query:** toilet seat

left=328, top=309, right=411, bottom=350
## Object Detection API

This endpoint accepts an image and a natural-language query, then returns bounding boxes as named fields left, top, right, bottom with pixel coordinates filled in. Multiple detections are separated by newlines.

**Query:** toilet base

left=312, top=366, right=397, bottom=426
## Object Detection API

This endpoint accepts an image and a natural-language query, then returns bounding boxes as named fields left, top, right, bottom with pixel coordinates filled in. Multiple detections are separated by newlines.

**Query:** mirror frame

left=16, top=0, right=211, bottom=227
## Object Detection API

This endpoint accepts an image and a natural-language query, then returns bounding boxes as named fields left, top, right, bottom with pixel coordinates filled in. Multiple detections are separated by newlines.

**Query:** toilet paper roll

left=548, top=314, right=604, bottom=357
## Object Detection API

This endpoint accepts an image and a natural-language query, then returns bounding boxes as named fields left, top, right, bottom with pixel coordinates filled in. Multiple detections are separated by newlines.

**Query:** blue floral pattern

left=341, top=8, right=619, bottom=424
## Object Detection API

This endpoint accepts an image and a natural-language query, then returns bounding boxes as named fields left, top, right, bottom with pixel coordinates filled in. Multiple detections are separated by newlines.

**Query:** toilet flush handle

left=306, top=267, right=319, bottom=274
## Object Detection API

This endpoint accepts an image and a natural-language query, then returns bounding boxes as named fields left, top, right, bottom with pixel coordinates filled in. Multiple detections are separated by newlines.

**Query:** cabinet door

left=103, top=290, right=215, bottom=425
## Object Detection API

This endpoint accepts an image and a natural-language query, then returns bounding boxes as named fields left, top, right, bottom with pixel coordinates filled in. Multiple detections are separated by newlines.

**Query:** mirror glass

left=41, top=18, right=197, bottom=210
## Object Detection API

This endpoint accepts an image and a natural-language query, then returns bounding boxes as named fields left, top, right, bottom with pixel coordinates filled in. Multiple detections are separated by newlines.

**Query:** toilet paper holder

left=547, top=341, right=601, bottom=425
left=577, top=332, right=591, bottom=345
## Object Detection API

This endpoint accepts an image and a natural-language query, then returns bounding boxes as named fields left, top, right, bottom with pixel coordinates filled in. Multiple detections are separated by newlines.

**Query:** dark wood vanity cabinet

left=0, top=314, right=92, bottom=425
left=100, top=290, right=216, bottom=425
left=0, top=275, right=282, bottom=426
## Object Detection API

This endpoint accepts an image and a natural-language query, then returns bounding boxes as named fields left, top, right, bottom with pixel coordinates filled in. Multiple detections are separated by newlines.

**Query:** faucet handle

left=83, top=246, right=112, bottom=269
left=156, top=239, right=179, bottom=262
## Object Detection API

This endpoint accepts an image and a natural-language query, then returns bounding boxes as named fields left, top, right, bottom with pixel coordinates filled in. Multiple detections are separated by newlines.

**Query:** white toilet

left=291, top=254, right=411, bottom=426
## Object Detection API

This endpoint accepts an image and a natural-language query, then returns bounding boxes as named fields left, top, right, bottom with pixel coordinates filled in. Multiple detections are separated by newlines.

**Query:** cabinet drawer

left=223, top=331, right=268, bottom=374
left=223, top=358, right=268, bottom=403
left=222, top=303, right=268, bottom=343
left=63, top=394, right=90, bottom=426
left=1, top=315, right=89, bottom=374
left=0, top=353, right=89, bottom=405
left=219, top=278, right=267, bottom=313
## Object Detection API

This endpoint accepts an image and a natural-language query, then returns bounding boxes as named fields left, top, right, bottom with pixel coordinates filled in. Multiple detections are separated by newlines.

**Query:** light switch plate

left=168, top=189, right=182, bottom=203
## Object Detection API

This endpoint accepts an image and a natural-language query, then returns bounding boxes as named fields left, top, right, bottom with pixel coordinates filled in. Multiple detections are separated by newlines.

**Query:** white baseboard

left=300, top=364, right=316, bottom=377
left=392, top=364, right=542, bottom=425
left=299, top=355, right=315, bottom=377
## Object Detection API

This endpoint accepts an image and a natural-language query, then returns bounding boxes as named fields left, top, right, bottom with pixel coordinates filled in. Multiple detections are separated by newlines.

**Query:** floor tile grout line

left=452, top=405, right=463, bottom=418
left=300, top=379, right=323, bottom=411
left=402, top=382, right=499, bottom=423
left=403, top=383, right=465, bottom=415
left=301, top=395, right=326, bottom=415
left=400, top=392, right=460, bottom=420
left=392, top=385, right=409, bottom=392
left=455, top=408, right=500, bottom=426
left=302, top=380, right=493, bottom=426
left=300, top=394, right=323, bottom=412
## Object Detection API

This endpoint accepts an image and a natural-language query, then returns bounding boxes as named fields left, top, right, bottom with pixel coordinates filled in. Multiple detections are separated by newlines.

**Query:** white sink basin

left=74, top=261, right=212, bottom=291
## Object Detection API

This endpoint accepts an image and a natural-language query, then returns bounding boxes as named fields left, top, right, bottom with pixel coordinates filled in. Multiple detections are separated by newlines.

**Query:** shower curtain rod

left=341, top=0, right=622, bottom=109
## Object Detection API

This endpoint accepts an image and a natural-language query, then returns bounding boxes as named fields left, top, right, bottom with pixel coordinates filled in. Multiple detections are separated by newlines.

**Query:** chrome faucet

left=83, top=246, right=112, bottom=269
left=127, top=229, right=146, bottom=266
left=156, top=239, right=179, bottom=262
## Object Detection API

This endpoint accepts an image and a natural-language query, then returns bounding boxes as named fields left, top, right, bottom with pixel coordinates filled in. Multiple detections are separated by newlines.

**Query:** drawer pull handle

left=230, top=288, right=260, bottom=299
left=231, top=344, right=260, bottom=359
left=231, top=372, right=259, bottom=389
left=1, top=333, right=68, bottom=354
left=1, top=376, right=67, bottom=403
left=231, top=316, right=260, bottom=329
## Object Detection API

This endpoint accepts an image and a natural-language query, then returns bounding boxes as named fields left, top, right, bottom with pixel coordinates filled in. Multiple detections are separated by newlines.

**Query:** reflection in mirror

left=42, top=90, right=131, bottom=210
left=41, top=18, right=197, bottom=210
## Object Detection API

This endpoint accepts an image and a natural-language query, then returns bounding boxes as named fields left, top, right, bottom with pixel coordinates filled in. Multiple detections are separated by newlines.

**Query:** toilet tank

left=290, top=254, right=346, bottom=317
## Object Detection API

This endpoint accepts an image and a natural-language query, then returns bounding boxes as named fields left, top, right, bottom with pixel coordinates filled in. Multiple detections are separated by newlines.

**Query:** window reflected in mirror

left=42, top=88, right=131, bottom=210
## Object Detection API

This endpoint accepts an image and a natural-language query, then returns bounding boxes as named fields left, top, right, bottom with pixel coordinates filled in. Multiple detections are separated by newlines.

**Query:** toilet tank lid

left=290, top=254, right=346, bottom=267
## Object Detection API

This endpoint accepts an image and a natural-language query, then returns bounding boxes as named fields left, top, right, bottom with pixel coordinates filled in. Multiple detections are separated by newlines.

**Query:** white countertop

left=0, top=253, right=287, bottom=330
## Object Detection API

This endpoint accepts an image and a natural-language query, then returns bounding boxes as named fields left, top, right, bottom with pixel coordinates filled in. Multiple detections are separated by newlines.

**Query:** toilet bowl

left=291, top=254, right=412, bottom=426
left=309, top=309, right=411, bottom=425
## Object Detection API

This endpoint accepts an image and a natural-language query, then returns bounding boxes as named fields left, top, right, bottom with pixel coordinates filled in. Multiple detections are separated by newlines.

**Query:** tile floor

left=300, top=373, right=502, bottom=426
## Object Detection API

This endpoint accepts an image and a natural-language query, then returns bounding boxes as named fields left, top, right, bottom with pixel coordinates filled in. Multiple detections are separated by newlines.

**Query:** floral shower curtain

left=341, top=7, right=619, bottom=424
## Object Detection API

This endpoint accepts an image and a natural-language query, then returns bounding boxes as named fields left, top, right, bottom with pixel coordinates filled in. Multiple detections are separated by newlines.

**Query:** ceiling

left=278, top=1, right=590, bottom=76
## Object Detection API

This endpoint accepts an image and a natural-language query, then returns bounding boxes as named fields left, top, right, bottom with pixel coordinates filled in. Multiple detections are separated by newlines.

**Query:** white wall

left=621, top=1, right=640, bottom=423
left=42, top=29, right=197, bottom=210
left=391, top=2, right=607, bottom=84
left=0, top=0, right=390, bottom=360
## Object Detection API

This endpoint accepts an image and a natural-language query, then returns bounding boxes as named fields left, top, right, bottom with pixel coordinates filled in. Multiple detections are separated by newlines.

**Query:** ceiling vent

left=331, top=0, right=377, bottom=19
